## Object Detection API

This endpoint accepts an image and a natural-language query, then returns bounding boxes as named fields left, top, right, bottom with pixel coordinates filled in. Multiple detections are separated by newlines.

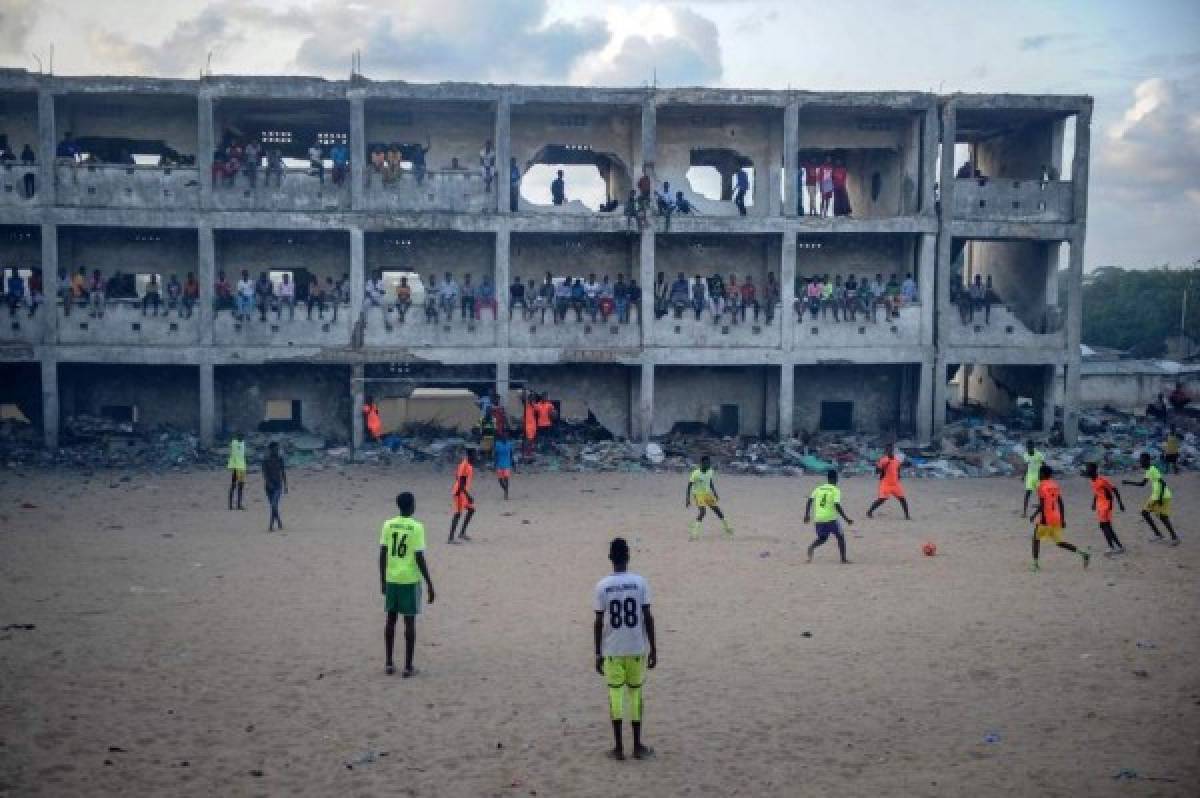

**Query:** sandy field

left=1, top=463, right=1198, bottom=797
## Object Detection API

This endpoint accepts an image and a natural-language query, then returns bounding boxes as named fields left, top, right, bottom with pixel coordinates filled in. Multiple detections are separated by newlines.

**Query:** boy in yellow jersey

left=593, top=537, right=657, bottom=761
left=379, top=492, right=436, bottom=676
left=685, top=455, right=733, bottom=539
left=1020, top=439, right=1045, bottom=518
left=227, top=431, right=246, bottom=510
left=804, top=469, right=855, bottom=563
left=1123, top=452, right=1180, bottom=546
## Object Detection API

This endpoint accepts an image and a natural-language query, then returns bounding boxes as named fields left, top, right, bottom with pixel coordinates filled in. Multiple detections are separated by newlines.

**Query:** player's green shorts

left=384, top=582, right=421, bottom=616
left=603, top=655, right=645, bottom=689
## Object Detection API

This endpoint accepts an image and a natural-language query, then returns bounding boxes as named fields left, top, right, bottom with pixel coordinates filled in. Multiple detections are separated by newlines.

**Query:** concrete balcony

left=213, top=305, right=351, bottom=347
left=952, top=178, right=1073, bottom=224
left=364, top=169, right=493, bottom=213
left=0, top=163, right=39, bottom=206
left=943, top=302, right=1065, bottom=349
left=1, top=307, right=44, bottom=344
left=56, top=300, right=203, bottom=346
left=209, top=169, right=350, bottom=212
left=794, top=303, right=922, bottom=347
left=54, top=163, right=202, bottom=210
left=361, top=304, right=498, bottom=347
left=651, top=310, right=783, bottom=348
left=508, top=312, right=642, bottom=349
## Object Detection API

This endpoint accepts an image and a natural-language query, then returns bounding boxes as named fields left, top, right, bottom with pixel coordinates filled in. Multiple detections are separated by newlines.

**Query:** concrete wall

left=795, top=234, right=918, bottom=281
left=974, top=120, right=1058, bottom=179
left=58, top=301, right=203, bottom=346
left=59, top=227, right=198, bottom=282
left=657, top=107, right=774, bottom=216
left=216, top=363, right=352, bottom=441
left=792, top=363, right=914, bottom=436
left=512, top=233, right=634, bottom=283
left=217, top=229, right=349, bottom=283
left=512, top=105, right=638, bottom=206
left=366, top=231, right=493, bottom=286
left=656, top=234, right=774, bottom=285
left=953, top=178, right=1072, bottom=223
left=512, top=363, right=634, bottom=438
left=56, top=94, right=198, bottom=157
left=209, top=170, right=351, bottom=212
left=0, top=225, right=41, bottom=270
left=796, top=112, right=920, bottom=216
left=1078, top=370, right=1200, bottom=411
left=59, top=363, right=200, bottom=430
left=54, top=164, right=202, bottom=210
left=653, top=365, right=771, bottom=437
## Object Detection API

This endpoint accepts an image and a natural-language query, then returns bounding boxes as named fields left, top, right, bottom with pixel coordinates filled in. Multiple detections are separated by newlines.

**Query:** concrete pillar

left=932, top=355, right=947, bottom=438
left=640, top=94, right=656, bottom=174
left=1063, top=101, right=1091, bottom=444
left=495, top=95, right=512, bottom=214
left=780, top=232, right=796, bottom=350
left=199, top=362, right=215, bottom=448
left=350, top=227, right=365, bottom=328
left=1042, top=365, right=1057, bottom=434
left=496, top=358, right=510, bottom=404
left=639, top=228, right=655, bottom=346
left=916, top=359, right=934, bottom=444
left=198, top=91, right=215, bottom=206
left=37, top=90, right=55, bottom=207
left=638, top=361, right=655, bottom=443
left=783, top=100, right=799, bottom=217
left=40, top=357, right=58, bottom=449
left=349, top=92, right=366, bottom=211
left=1050, top=118, right=1066, bottom=175
left=921, top=103, right=939, bottom=215
left=351, top=363, right=365, bottom=450
left=197, top=225, right=215, bottom=345
left=918, top=234, right=936, bottom=348
left=935, top=100, right=957, bottom=350
left=778, top=362, right=794, bottom=440
left=495, top=228, right=510, bottom=347
left=766, top=108, right=783, bottom=216
left=1044, top=242, right=1061, bottom=307
left=40, top=222, right=58, bottom=343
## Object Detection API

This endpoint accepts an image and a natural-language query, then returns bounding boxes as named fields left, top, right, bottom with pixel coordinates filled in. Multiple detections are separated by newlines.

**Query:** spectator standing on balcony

left=832, top=159, right=852, bottom=217
left=183, top=272, right=199, bottom=319
left=551, top=169, right=566, bottom=206
left=477, top=276, right=497, bottom=321
left=508, top=276, right=526, bottom=320
left=331, top=142, right=350, bottom=186
left=656, top=182, right=674, bottom=229
left=734, top=168, right=749, bottom=216
left=764, top=272, right=779, bottom=324
left=276, top=273, right=295, bottom=321
left=614, top=274, right=630, bottom=324
left=5, top=270, right=23, bottom=317
left=805, top=161, right=820, bottom=216
left=624, top=190, right=641, bottom=231
left=266, top=148, right=284, bottom=188
left=254, top=272, right=274, bottom=322
left=243, top=140, right=261, bottom=188
left=166, top=273, right=182, bottom=315
left=480, top=139, right=496, bottom=192
left=437, top=272, right=459, bottom=321
left=461, top=274, right=477, bottom=320
left=969, top=274, right=989, bottom=324
left=411, top=137, right=431, bottom=185
left=394, top=277, right=412, bottom=322
left=18, top=143, right=35, bottom=197
left=142, top=275, right=162, bottom=317
left=509, top=158, right=521, bottom=212
left=691, top=275, right=707, bottom=321
left=308, top=141, right=324, bottom=184
left=88, top=269, right=106, bottom=318
left=818, top=156, right=835, bottom=217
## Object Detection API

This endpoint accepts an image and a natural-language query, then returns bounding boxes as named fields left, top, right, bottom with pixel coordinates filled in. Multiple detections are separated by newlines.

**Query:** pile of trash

left=1, top=406, right=1192, bottom=479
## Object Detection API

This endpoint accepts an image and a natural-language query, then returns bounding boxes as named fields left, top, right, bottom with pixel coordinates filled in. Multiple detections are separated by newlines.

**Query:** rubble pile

left=0, top=407, right=1192, bottom=478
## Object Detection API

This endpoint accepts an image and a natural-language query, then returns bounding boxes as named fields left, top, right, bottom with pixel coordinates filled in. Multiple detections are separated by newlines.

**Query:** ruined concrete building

left=0, top=70, right=1091, bottom=447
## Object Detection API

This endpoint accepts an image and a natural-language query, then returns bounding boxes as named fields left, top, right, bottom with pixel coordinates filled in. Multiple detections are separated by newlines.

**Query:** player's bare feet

left=607, top=748, right=625, bottom=761
left=385, top=664, right=395, bottom=675
left=633, top=744, right=655, bottom=760
left=402, top=666, right=416, bottom=678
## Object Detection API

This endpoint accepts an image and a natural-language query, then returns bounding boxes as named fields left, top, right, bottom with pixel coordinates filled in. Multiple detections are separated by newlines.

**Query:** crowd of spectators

left=954, top=273, right=999, bottom=325
left=0, top=135, right=37, bottom=198
left=214, top=270, right=349, bottom=323
left=793, top=272, right=917, bottom=323
left=654, top=271, right=780, bottom=325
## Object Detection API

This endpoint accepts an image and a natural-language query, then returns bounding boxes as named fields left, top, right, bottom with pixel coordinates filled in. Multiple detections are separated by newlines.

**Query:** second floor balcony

left=952, top=177, right=1073, bottom=224
left=364, top=168, right=493, bottom=214
left=213, top=299, right=352, bottom=347
left=55, top=163, right=202, bottom=210
left=56, top=298, right=203, bottom=346
left=0, top=163, right=39, bottom=206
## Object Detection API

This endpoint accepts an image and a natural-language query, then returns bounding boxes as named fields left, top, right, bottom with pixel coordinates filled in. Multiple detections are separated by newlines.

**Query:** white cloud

left=1101, top=78, right=1200, bottom=207
left=573, top=6, right=722, bottom=87
left=0, top=0, right=37, bottom=56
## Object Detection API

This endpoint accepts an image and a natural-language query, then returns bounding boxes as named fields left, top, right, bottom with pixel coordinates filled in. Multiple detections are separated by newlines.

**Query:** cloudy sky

left=2, top=0, right=1197, bottom=270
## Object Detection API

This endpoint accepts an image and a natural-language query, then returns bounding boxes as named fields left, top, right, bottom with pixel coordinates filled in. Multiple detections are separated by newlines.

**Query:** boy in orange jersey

left=1085, top=462, right=1126, bottom=556
left=1029, top=465, right=1090, bottom=572
left=866, top=442, right=910, bottom=520
left=448, top=447, right=477, bottom=543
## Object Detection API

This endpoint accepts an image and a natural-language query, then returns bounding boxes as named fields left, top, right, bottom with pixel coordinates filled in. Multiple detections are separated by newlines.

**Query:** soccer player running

left=804, top=469, right=855, bottom=564
left=227, top=431, right=247, bottom=511
left=379, top=492, right=435, bottom=676
left=263, top=441, right=288, bottom=531
left=1123, top=452, right=1180, bottom=546
left=1085, top=462, right=1126, bottom=556
left=1020, top=439, right=1045, bottom=518
left=1029, top=465, right=1090, bottom=572
left=685, top=455, right=733, bottom=539
left=448, top=447, right=477, bottom=543
left=593, top=537, right=657, bottom=761
left=493, top=432, right=515, bottom=500
left=866, top=442, right=911, bottom=520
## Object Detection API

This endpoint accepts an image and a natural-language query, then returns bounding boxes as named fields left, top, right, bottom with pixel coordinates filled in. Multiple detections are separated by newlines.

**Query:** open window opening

left=686, top=148, right=754, bottom=204
left=820, top=400, right=854, bottom=431
left=520, top=144, right=629, bottom=211
left=262, top=399, right=303, bottom=432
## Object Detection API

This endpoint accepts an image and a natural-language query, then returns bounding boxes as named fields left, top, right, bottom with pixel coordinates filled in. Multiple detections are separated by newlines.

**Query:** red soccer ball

left=922, top=541, right=937, bottom=557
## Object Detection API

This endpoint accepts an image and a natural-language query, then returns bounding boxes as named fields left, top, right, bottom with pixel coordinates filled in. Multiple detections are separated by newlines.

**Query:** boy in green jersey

left=1123, top=452, right=1180, bottom=545
left=685, top=455, right=733, bottom=539
left=379, top=492, right=436, bottom=676
left=227, top=431, right=246, bottom=511
left=804, top=470, right=855, bottom=563
left=1020, top=440, right=1045, bottom=518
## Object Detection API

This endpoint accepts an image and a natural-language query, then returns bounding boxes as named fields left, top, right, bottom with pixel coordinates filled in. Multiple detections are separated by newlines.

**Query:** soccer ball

left=922, top=541, right=937, bottom=557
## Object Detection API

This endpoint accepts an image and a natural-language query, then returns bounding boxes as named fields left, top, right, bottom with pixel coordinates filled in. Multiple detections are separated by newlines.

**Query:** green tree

left=1081, top=265, right=1200, bottom=357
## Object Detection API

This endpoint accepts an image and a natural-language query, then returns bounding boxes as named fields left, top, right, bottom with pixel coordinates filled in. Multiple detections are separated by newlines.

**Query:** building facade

left=0, top=71, right=1091, bottom=448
